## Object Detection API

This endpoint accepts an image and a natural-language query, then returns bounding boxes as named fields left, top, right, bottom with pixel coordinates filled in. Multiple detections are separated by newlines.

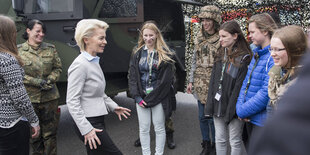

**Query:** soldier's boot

left=134, top=138, right=141, bottom=147
left=166, top=132, right=176, bottom=149
left=200, top=140, right=211, bottom=155
left=210, top=142, right=216, bottom=155
left=30, top=140, right=44, bottom=155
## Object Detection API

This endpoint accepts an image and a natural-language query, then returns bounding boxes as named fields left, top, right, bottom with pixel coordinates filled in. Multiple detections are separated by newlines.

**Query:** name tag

left=215, top=92, right=221, bottom=101
left=146, top=87, right=153, bottom=94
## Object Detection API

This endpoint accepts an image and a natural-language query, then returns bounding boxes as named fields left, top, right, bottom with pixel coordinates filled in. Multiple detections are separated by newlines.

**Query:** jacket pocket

left=42, top=55, right=53, bottom=64
left=42, top=56, right=53, bottom=73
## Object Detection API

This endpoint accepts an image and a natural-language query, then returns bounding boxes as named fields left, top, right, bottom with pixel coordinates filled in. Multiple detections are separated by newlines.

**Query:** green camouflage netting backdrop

left=182, top=0, right=310, bottom=87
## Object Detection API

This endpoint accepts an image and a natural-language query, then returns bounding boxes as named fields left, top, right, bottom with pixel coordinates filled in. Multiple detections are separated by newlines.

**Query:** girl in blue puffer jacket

left=236, top=13, right=278, bottom=148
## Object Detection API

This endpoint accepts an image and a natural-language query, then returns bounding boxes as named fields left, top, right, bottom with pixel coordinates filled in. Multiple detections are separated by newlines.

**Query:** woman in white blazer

left=66, top=19, right=131, bottom=155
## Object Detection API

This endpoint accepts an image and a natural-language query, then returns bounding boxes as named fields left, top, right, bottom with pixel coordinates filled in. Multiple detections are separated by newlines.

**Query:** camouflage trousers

left=31, top=99, right=60, bottom=155
left=165, top=117, right=174, bottom=134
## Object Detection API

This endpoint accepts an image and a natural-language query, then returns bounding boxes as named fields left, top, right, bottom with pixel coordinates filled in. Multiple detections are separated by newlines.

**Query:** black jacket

left=205, top=53, right=250, bottom=123
left=128, top=48, right=176, bottom=118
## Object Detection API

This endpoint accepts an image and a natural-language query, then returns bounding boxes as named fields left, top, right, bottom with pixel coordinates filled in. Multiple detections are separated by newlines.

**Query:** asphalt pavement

left=57, top=92, right=206, bottom=155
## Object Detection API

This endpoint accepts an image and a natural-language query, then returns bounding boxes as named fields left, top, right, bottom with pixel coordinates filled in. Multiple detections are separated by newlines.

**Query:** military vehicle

left=2, top=0, right=202, bottom=103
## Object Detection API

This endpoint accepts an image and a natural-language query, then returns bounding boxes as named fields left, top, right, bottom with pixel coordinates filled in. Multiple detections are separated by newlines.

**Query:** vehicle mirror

left=12, top=0, right=24, bottom=14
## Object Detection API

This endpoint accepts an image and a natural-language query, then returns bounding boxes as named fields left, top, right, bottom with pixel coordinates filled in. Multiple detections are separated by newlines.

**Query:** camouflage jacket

left=18, top=42, right=62, bottom=103
left=268, top=66, right=296, bottom=110
left=189, top=31, right=221, bottom=104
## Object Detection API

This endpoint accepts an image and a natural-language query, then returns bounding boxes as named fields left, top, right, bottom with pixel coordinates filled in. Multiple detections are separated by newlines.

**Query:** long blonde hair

left=0, top=15, right=23, bottom=65
left=134, top=21, right=174, bottom=65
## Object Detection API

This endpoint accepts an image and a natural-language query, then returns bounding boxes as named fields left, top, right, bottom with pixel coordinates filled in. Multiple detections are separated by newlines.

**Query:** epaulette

left=18, top=42, right=29, bottom=51
left=17, top=44, right=23, bottom=48
left=41, top=42, right=55, bottom=49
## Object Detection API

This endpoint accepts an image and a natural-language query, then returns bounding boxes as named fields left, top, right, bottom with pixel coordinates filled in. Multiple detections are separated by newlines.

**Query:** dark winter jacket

left=128, top=47, right=176, bottom=118
left=205, top=49, right=250, bottom=123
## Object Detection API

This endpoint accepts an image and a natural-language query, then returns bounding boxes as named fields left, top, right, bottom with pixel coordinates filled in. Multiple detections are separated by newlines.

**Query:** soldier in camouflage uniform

left=18, top=19, right=62, bottom=155
left=268, top=25, right=307, bottom=118
left=186, top=5, right=221, bottom=155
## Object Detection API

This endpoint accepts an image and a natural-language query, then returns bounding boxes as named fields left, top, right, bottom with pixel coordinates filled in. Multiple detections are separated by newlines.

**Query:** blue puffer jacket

left=236, top=45, right=274, bottom=126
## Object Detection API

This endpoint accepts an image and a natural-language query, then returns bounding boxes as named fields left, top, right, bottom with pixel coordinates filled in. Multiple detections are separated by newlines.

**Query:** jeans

left=137, top=103, right=166, bottom=155
left=214, top=117, right=244, bottom=155
left=0, top=120, right=30, bottom=155
left=198, top=100, right=215, bottom=142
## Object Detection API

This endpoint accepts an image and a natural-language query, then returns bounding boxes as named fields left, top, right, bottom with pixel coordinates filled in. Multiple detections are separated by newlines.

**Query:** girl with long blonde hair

left=129, top=21, right=176, bottom=155
left=134, top=21, right=174, bottom=65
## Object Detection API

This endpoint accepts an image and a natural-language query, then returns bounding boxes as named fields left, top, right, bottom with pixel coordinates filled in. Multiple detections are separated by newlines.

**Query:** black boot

left=166, top=133, right=176, bottom=149
left=210, top=142, right=216, bottom=155
left=200, top=140, right=211, bottom=155
left=134, top=138, right=141, bottom=147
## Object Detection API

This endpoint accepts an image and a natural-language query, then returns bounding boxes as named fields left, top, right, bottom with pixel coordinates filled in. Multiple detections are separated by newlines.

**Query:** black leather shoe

left=166, top=133, right=176, bottom=149
left=134, top=138, right=141, bottom=147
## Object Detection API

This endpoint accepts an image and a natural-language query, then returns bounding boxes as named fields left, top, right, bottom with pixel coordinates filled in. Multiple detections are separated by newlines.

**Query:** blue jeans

left=198, top=100, right=215, bottom=142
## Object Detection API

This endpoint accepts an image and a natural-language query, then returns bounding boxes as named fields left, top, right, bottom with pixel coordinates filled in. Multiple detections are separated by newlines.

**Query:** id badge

left=215, top=91, right=221, bottom=101
left=146, top=87, right=153, bottom=94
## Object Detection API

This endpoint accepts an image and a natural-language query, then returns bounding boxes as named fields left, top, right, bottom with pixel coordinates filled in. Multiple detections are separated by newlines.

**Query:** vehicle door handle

left=63, top=26, right=75, bottom=32
left=128, top=27, right=139, bottom=33
left=67, top=39, right=77, bottom=47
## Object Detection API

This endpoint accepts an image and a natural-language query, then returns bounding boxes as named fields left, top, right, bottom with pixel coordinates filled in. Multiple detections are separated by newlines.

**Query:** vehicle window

left=23, top=0, right=74, bottom=14
left=99, top=0, right=137, bottom=18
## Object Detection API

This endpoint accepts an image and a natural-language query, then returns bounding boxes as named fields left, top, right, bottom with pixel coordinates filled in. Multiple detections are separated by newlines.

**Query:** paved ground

left=57, top=92, right=203, bottom=155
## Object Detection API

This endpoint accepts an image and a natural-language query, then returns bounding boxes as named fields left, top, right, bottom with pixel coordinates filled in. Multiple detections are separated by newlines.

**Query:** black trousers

left=244, top=122, right=261, bottom=151
left=74, top=115, right=122, bottom=155
left=0, top=120, right=30, bottom=155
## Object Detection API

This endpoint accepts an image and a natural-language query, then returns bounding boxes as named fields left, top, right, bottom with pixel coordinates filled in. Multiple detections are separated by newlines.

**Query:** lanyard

left=244, top=53, right=259, bottom=96
left=147, top=50, right=155, bottom=87
left=218, top=48, right=227, bottom=91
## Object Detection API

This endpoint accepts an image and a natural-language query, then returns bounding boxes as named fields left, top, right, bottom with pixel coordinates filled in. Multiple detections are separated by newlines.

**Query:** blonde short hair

left=74, top=19, right=109, bottom=51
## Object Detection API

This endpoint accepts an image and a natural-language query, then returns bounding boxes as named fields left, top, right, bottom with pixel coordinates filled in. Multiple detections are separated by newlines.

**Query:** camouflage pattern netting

left=100, top=0, right=137, bottom=18
left=182, top=0, right=310, bottom=86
